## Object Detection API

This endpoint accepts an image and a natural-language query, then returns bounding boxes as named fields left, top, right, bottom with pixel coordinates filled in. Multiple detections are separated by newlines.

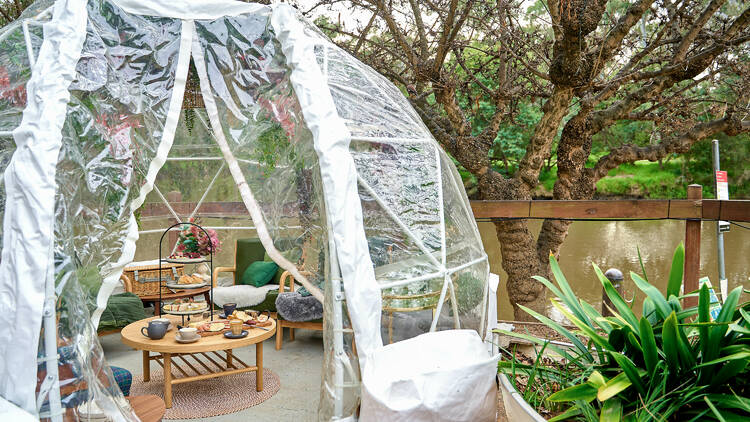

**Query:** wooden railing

left=471, top=199, right=749, bottom=222
left=141, top=198, right=750, bottom=222
left=141, top=185, right=749, bottom=305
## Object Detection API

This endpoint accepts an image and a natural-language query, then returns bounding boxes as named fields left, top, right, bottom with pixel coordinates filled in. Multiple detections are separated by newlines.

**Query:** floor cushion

left=98, top=292, right=146, bottom=332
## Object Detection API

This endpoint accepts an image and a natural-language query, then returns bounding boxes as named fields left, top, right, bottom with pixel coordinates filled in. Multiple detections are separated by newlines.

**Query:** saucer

left=223, top=330, right=248, bottom=339
left=175, top=334, right=200, bottom=343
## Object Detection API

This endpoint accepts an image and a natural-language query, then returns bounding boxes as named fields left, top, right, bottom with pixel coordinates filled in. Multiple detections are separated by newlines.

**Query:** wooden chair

left=211, top=238, right=285, bottom=313
left=275, top=270, right=324, bottom=350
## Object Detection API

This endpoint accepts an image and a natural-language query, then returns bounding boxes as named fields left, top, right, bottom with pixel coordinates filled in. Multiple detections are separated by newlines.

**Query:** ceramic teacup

left=223, top=302, right=237, bottom=317
left=178, top=327, right=199, bottom=341
left=141, top=321, right=168, bottom=340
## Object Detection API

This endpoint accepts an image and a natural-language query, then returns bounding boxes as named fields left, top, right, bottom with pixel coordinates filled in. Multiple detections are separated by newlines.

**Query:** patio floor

left=100, top=329, right=323, bottom=422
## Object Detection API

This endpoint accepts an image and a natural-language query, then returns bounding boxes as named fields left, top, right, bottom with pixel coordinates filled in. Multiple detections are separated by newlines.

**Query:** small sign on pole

left=715, top=170, right=730, bottom=232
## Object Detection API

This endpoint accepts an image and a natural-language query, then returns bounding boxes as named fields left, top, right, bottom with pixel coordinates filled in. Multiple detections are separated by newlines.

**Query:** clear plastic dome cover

left=0, top=1, right=490, bottom=420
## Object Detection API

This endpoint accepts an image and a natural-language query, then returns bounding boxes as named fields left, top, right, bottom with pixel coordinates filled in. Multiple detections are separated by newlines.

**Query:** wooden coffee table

left=120, top=315, right=276, bottom=408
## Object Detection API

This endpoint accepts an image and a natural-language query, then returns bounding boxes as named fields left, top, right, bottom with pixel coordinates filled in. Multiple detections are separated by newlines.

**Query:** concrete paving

left=100, top=329, right=324, bottom=422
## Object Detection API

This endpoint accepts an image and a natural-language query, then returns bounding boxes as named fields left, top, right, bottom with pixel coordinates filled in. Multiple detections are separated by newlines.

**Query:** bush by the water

left=497, top=244, right=750, bottom=421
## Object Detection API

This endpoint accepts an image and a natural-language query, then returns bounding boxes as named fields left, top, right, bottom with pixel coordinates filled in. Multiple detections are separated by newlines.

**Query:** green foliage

left=595, top=160, right=687, bottom=198
left=252, top=123, right=294, bottom=176
left=497, top=341, right=575, bottom=416
left=0, top=0, right=34, bottom=27
left=497, top=244, right=750, bottom=421
left=685, top=134, right=750, bottom=199
left=491, top=101, right=544, bottom=176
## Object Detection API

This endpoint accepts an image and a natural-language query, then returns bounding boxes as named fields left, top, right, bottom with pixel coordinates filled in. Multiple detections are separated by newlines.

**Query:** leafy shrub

left=498, top=244, right=750, bottom=421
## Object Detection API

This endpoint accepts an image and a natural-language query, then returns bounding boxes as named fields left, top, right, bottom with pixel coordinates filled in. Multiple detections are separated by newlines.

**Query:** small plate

left=175, top=334, right=200, bottom=344
left=166, top=282, right=207, bottom=289
left=162, top=306, right=208, bottom=315
left=76, top=402, right=106, bottom=419
left=165, top=257, right=209, bottom=263
left=223, top=330, right=248, bottom=339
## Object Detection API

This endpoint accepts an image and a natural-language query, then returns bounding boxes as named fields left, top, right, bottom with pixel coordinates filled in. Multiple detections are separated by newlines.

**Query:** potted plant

left=497, top=243, right=750, bottom=421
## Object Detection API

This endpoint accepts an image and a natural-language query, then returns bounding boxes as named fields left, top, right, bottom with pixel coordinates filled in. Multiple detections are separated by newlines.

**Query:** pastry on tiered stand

left=162, top=298, right=207, bottom=314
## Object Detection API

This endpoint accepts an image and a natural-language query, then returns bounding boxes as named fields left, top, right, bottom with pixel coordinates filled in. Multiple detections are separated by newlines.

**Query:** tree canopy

left=301, top=0, right=750, bottom=318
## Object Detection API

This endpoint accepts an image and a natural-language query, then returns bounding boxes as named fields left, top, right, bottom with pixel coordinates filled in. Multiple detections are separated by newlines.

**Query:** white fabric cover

left=361, top=330, right=499, bottom=422
left=0, top=0, right=87, bottom=411
left=213, top=284, right=280, bottom=308
left=0, top=397, right=37, bottom=422
left=271, top=3, right=383, bottom=369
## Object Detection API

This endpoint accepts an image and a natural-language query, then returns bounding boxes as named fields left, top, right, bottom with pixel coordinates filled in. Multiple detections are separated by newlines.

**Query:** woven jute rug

left=129, top=368, right=280, bottom=419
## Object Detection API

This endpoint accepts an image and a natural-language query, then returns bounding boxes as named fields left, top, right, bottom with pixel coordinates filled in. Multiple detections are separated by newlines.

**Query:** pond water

left=133, top=215, right=750, bottom=322
left=479, top=220, right=750, bottom=321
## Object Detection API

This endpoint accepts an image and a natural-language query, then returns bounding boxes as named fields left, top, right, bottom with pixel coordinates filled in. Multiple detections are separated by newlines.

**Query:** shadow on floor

left=101, top=330, right=324, bottom=422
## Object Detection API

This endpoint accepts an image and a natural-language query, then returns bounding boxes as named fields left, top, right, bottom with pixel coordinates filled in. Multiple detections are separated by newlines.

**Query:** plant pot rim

left=497, top=373, right=546, bottom=422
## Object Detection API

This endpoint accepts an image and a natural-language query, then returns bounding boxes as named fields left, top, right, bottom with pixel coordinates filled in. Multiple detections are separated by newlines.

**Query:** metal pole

left=684, top=185, right=702, bottom=308
left=602, top=269, right=624, bottom=317
left=41, top=251, right=62, bottom=422
left=712, top=140, right=728, bottom=301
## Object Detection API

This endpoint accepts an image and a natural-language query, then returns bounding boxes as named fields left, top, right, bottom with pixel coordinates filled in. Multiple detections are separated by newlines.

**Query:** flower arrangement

left=173, top=218, right=220, bottom=258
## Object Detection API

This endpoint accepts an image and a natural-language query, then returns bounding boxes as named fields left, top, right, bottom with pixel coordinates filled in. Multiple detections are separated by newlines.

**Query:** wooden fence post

left=602, top=268, right=624, bottom=317
left=684, top=184, right=702, bottom=308
left=167, top=190, right=183, bottom=250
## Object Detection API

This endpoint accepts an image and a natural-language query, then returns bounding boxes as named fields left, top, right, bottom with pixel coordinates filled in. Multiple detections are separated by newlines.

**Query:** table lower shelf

left=143, top=344, right=264, bottom=408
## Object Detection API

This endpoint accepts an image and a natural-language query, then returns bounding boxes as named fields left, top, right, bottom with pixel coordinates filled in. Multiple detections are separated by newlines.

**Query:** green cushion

left=263, top=252, right=296, bottom=284
left=98, top=293, right=146, bottom=331
left=240, top=261, right=279, bottom=287
left=234, top=238, right=267, bottom=285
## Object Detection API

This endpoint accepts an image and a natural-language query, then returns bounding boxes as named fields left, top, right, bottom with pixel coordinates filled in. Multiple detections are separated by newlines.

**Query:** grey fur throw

left=275, top=292, right=323, bottom=322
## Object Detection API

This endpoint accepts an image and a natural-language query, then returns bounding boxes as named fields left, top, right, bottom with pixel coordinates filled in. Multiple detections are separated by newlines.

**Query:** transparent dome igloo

left=0, top=1, right=490, bottom=421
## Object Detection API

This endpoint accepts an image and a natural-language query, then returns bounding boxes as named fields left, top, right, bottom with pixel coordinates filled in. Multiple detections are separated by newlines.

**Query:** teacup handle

left=141, top=326, right=149, bottom=337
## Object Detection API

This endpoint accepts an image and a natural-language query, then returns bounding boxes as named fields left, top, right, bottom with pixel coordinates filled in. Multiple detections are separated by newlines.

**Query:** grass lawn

left=596, top=159, right=687, bottom=198
left=537, top=159, right=695, bottom=198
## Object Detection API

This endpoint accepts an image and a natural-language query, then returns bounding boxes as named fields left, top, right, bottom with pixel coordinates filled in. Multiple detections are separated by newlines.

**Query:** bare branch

left=592, top=115, right=748, bottom=181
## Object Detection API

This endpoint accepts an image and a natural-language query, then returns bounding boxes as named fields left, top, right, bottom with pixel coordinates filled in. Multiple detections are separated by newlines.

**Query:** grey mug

left=141, top=321, right=168, bottom=340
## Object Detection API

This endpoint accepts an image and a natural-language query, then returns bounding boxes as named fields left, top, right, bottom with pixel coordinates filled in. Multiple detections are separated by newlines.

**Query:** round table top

left=121, top=315, right=276, bottom=354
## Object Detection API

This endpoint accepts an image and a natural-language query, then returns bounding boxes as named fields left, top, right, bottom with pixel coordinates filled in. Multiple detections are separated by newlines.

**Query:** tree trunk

left=494, top=219, right=547, bottom=320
